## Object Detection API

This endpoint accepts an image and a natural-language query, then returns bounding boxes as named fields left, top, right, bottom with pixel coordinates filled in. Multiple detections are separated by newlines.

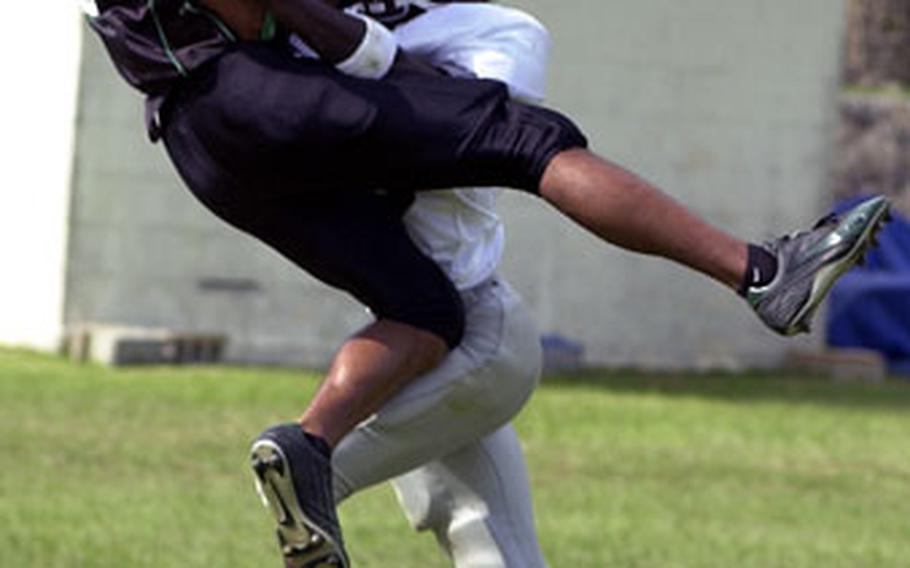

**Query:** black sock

left=302, top=430, right=333, bottom=459
left=738, top=244, right=778, bottom=296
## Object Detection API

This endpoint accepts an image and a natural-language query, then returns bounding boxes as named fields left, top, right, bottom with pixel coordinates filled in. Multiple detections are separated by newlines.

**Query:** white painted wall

left=0, top=10, right=82, bottom=349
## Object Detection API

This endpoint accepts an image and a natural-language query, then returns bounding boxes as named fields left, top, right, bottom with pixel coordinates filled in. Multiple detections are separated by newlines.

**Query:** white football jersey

left=403, top=188, right=505, bottom=290
left=394, top=4, right=550, bottom=290
left=290, top=3, right=550, bottom=290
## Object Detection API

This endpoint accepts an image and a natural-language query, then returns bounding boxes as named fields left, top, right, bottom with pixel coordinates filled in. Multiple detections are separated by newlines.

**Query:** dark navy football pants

left=160, top=43, right=586, bottom=347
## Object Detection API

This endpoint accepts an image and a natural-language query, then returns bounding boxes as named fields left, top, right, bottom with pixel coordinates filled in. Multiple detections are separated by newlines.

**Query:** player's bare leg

left=540, top=148, right=747, bottom=290
left=540, top=148, right=891, bottom=335
left=300, top=320, right=448, bottom=447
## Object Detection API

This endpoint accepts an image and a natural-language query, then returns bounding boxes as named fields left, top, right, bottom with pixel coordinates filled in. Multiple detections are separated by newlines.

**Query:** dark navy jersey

left=86, top=0, right=233, bottom=97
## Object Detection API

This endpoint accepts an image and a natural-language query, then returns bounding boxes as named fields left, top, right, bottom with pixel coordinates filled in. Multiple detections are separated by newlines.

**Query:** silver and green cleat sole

left=748, top=195, right=891, bottom=336
left=251, top=439, right=348, bottom=568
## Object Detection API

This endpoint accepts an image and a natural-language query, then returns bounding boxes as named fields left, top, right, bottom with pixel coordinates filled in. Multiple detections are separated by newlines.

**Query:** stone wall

left=837, top=0, right=910, bottom=213
left=844, top=0, right=910, bottom=86
left=836, top=94, right=910, bottom=210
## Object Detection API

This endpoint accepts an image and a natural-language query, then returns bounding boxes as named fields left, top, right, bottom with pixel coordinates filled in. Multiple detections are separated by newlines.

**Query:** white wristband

left=335, top=16, right=398, bottom=80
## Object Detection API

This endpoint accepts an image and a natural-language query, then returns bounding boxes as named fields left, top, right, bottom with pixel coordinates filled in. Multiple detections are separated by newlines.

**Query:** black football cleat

left=251, top=424, right=349, bottom=568
left=747, top=195, right=890, bottom=335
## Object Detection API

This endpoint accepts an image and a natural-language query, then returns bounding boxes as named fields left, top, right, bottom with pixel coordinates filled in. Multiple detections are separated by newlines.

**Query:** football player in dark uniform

left=80, top=1, right=888, bottom=566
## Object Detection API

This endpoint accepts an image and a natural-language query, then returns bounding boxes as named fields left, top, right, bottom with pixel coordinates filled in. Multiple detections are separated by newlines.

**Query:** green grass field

left=2, top=348, right=909, bottom=567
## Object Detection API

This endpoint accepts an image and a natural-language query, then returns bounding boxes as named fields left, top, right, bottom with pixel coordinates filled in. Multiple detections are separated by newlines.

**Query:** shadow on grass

left=541, top=369, right=910, bottom=413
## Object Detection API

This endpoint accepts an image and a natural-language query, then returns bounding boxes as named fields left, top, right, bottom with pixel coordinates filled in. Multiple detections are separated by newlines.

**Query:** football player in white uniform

left=292, top=3, right=550, bottom=565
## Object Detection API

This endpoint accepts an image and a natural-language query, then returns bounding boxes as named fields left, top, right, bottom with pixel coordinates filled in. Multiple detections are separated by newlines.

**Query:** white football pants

left=331, top=6, right=552, bottom=567
left=333, top=280, right=547, bottom=568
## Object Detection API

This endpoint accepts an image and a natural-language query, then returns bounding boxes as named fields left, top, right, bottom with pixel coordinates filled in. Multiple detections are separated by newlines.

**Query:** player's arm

left=197, top=0, right=364, bottom=63
left=198, top=0, right=440, bottom=78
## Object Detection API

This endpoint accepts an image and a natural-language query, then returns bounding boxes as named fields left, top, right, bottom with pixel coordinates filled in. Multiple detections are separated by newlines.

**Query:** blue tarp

left=827, top=196, right=910, bottom=373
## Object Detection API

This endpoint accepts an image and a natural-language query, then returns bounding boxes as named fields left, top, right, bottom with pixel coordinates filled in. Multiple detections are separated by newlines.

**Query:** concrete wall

left=0, top=10, right=82, bottom=350
left=66, top=32, right=369, bottom=366
left=66, top=0, right=845, bottom=368
left=497, top=0, right=845, bottom=368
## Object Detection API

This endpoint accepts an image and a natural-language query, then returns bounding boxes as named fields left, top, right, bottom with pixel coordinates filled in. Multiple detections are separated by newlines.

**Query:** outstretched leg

left=540, top=148, right=747, bottom=290
left=539, top=148, right=891, bottom=334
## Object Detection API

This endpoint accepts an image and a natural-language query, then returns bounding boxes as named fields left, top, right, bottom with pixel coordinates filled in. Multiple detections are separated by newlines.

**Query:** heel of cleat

left=250, top=431, right=349, bottom=568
